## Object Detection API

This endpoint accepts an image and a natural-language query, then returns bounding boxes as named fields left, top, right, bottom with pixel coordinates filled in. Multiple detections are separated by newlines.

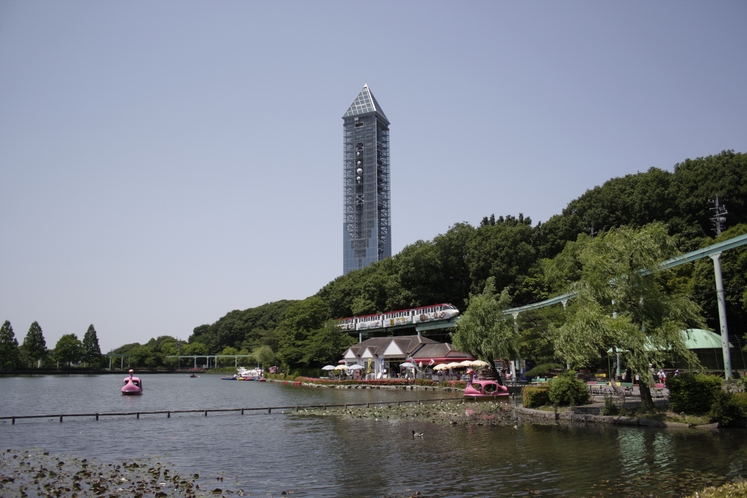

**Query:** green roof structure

left=681, top=328, right=732, bottom=349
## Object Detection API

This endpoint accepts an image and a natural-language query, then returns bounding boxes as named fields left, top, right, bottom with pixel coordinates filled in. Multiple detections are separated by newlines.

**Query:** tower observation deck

left=342, top=85, right=391, bottom=275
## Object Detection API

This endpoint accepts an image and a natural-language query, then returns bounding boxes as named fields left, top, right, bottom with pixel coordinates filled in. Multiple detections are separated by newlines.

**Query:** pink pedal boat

left=121, top=369, right=143, bottom=395
left=464, top=379, right=509, bottom=400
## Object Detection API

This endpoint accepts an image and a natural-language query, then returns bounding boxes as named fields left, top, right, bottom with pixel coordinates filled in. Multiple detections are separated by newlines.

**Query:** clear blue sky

left=1, top=1, right=745, bottom=353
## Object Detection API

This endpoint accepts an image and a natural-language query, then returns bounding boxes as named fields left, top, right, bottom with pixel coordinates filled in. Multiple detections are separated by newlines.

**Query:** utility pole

left=710, top=196, right=728, bottom=236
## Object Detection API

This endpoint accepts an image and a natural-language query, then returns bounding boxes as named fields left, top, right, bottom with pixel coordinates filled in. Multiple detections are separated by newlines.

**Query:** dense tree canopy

left=82, top=150, right=747, bottom=375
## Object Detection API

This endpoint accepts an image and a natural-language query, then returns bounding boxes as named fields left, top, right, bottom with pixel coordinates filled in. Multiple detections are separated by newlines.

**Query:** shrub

left=668, top=373, right=722, bottom=414
left=603, top=396, right=620, bottom=416
left=709, top=391, right=747, bottom=427
left=547, top=374, right=590, bottom=406
left=523, top=385, right=550, bottom=408
left=733, top=392, right=747, bottom=413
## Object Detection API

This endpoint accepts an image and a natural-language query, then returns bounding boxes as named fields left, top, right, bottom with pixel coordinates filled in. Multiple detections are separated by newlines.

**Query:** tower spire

left=343, top=84, right=388, bottom=123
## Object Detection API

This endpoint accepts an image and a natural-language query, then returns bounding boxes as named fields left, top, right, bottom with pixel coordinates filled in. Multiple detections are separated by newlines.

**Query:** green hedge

left=668, top=373, right=723, bottom=414
left=523, top=385, right=550, bottom=408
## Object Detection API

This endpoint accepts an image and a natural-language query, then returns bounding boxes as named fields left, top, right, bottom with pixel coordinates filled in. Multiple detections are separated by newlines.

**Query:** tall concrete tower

left=342, top=84, right=391, bottom=275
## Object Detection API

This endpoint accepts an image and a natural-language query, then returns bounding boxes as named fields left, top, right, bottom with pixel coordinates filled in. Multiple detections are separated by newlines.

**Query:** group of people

left=654, top=365, right=679, bottom=382
left=621, top=365, right=679, bottom=384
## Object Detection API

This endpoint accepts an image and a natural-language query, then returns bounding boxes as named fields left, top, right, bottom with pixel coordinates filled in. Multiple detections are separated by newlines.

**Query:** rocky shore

left=515, top=406, right=720, bottom=429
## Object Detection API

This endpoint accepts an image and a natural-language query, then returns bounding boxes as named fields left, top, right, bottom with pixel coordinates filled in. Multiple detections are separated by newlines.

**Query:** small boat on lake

left=121, top=369, right=143, bottom=395
left=464, top=379, right=509, bottom=400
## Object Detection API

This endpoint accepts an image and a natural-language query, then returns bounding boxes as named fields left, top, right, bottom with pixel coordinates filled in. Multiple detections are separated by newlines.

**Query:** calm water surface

left=1, top=374, right=745, bottom=497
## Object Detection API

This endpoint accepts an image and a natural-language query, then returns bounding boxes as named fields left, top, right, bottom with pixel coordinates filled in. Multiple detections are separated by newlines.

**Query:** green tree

left=182, top=341, right=208, bottom=356
left=670, top=151, right=747, bottom=237
left=302, top=323, right=356, bottom=369
left=253, top=345, right=276, bottom=368
left=563, top=168, right=675, bottom=235
left=466, top=214, right=536, bottom=299
left=0, top=320, right=20, bottom=369
left=277, top=297, right=331, bottom=368
left=82, top=324, right=102, bottom=367
left=453, top=277, right=519, bottom=378
left=218, top=346, right=239, bottom=367
left=22, top=321, right=47, bottom=367
left=188, top=300, right=295, bottom=353
left=53, top=334, right=83, bottom=366
left=129, top=344, right=160, bottom=368
left=555, top=223, right=704, bottom=411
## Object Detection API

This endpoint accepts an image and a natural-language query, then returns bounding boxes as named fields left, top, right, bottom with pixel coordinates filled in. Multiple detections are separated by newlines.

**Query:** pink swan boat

left=464, top=379, right=509, bottom=400
left=121, top=369, right=143, bottom=395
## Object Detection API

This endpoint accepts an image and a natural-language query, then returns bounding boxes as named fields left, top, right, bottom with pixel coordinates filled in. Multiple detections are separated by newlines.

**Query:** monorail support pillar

left=710, top=252, right=732, bottom=379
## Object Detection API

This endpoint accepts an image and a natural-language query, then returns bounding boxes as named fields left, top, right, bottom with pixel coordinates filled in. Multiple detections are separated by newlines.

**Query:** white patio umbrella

left=433, top=364, right=449, bottom=371
left=348, top=364, right=364, bottom=370
left=458, top=360, right=474, bottom=367
left=470, top=360, right=490, bottom=367
left=321, top=365, right=336, bottom=371
left=400, top=362, right=417, bottom=369
left=334, top=365, right=349, bottom=371
left=445, top=362, right=463, bottom=369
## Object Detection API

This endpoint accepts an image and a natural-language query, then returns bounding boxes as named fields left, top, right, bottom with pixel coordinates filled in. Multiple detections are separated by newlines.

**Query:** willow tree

left=453, top=276, right=519, bottom=381
left=555, top=223, right=704, bottom=411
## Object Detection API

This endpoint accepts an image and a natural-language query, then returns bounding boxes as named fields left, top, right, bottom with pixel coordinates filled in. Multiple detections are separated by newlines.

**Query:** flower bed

left=294, top=377, right=467, bottom=389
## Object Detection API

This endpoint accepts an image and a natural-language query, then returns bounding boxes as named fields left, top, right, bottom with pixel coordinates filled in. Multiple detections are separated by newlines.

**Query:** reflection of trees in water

left=653, top=431, right=676, bottom=469
left=618, top=429, right=648, bottom=474
left=618, top=428, right=677, bottom=474
left=615, top=427, right=742, bottom=495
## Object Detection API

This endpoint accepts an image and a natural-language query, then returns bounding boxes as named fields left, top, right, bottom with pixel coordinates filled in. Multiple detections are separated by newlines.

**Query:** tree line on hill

left=4, top=151, right=746, bottom=375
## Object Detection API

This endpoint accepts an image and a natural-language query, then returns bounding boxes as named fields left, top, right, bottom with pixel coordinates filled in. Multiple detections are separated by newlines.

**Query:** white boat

left=236, top=367, right=265, bottom=381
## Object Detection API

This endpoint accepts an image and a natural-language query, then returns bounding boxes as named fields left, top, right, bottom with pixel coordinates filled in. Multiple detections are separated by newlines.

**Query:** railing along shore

left=0, top=397, right=466, bottom=425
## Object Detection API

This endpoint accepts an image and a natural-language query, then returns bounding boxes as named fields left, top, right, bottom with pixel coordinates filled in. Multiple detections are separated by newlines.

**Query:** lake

left=1, top=374, right=745, bottom=496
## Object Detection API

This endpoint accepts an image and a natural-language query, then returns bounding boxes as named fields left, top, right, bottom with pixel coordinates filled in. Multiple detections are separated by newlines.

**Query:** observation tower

left=342, top=85, right=391, bottom=275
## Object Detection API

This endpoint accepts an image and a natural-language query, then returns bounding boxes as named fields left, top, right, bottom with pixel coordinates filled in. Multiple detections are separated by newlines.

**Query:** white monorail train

left=336, top=303, right=460, bottom=332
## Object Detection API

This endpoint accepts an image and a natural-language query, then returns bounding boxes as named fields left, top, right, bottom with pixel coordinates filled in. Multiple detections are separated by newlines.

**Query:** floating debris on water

left=293, top=399, right=518, bottom=426
left=0, top=448, right=248, bottom=497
